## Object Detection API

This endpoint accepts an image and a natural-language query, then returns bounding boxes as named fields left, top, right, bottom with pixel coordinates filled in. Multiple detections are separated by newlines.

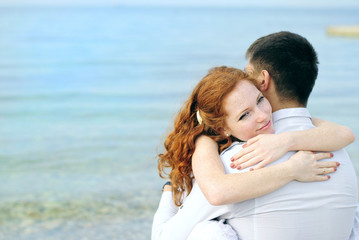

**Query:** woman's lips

left=258, top=120, right=271, bottom=131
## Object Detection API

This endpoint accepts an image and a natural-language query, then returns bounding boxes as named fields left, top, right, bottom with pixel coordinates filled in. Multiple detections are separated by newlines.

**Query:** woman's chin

left=261, top=126, right=275, bottom=135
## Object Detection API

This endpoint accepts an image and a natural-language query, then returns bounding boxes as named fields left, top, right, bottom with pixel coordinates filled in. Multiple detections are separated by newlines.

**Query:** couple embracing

left=152, top=31, right=358, bottom=240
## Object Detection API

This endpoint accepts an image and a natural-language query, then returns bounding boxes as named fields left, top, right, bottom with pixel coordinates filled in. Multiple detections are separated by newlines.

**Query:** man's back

left=221, top=108, right=358, bottom=240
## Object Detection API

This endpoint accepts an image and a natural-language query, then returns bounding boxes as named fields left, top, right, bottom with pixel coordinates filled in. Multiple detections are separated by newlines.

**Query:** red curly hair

left=158, top=66, right=252, bottom=206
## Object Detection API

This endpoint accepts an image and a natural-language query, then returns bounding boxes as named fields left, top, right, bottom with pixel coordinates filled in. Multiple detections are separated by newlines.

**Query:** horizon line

left=0, top=3, right=358, bottom=8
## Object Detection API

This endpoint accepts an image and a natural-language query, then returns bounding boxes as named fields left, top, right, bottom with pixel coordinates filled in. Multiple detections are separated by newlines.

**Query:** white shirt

left=152, top=108, right=358, bottom=240
left=224, top=108, right=358, bottom=240
left=151, top=181, right=234, bottom=240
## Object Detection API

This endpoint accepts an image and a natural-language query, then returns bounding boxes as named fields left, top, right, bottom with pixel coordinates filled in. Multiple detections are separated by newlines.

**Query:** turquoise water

left=0, top=6, right=358, bottom=239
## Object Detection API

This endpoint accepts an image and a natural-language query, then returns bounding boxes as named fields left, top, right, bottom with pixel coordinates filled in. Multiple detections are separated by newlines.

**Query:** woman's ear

left=217, top=125, right=231, bottom=137
left=223, top=129, right=231, bottom=137
left=258, top=70, right=271, bottom=92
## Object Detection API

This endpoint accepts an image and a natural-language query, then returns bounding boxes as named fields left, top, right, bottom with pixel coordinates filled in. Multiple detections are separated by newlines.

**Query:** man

left=219, top=31, right=358, bottom=239
left=152, top=31, right=358, bottom=240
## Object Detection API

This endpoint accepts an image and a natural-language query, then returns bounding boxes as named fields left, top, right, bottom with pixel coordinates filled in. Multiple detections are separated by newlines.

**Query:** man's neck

left=263, top=88, right=305, bottom=112
left=270, top=99, right=304, bottom=113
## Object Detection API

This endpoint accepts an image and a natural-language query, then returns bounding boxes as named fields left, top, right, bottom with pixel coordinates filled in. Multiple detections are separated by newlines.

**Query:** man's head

left=245, top=31, right=319, bottom=107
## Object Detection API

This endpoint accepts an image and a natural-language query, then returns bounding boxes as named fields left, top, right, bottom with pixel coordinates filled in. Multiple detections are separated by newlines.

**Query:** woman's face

left=223, top=80, right=274, bottom=141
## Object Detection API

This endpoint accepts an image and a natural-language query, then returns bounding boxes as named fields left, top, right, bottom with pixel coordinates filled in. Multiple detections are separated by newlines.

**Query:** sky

left=0, top=0, right=359, bottom=8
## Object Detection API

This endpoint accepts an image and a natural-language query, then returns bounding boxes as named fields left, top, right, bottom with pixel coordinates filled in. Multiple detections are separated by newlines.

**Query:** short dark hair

left=246, top=31, right=319, bottom=106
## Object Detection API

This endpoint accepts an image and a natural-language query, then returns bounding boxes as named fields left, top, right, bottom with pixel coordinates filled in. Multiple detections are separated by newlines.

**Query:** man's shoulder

left=220, top=142, right=244, bottom=158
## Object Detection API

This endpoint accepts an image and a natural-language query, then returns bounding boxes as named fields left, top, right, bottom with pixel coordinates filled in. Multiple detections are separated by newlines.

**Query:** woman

left=152, top=66, right=354, bottom=240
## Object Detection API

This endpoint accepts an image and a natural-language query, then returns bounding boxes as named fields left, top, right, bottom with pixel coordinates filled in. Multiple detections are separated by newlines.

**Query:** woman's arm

left=192, top=135, right=338, bottom=206
left=230, top=118, right=355, bottom=170
left=152, top=189, right=179, bottom=240
left=286, top=117, right=354, bottom=152
left=152, top=135, right=338, bottom=239
left=303, top=117, right=355, bottom=150
left=152, top=182, right=235, bottom=240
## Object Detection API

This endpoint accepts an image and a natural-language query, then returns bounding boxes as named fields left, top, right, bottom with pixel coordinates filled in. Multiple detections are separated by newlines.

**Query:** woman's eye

left=257, top=96, right=264, bottom=104
left=239, top=112, right=248, bottom=121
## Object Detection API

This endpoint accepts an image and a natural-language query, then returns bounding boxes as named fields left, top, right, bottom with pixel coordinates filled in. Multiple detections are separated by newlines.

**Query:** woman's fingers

left=314, top=175, right=331, bottom=181
left=231, top=149, right=256, bottom=168
left=316, top=167, right=337, bottom=175
left=231, top=145, right=255, bottom=162
left=311, top=152, right=337, bottom=177
left=230, top=151, right=245, bottom=163
left=313, top=153, right=338, bottom=176
left=230, top=151, right=258, bottom=169
left=290, top=151, right=338, bottom=182
left=313, top=152, right=334, bottom=161
left=244, top=135, right=260, bottom=147
left=237, top=156, right=262, bottom=170
left=317, top=160, right=339, bottom=168
left=250, top=160, right=268, bottom=171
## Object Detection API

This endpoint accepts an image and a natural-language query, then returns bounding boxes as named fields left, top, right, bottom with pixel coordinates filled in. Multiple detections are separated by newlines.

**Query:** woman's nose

left=256, top=108, right=267, bottom=122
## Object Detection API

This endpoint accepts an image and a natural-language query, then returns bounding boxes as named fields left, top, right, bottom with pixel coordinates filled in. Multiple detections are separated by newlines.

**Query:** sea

left=0, top=5, right=358, bottom=240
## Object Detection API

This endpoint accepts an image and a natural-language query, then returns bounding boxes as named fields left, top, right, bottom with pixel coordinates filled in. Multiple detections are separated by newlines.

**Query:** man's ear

left=257, top=70, right=271, bottom=92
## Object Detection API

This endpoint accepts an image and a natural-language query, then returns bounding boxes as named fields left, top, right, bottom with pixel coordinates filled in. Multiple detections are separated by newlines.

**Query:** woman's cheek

left=265, top=100, right=272, bottom=113
left=244, top=123, right=256, bottom=140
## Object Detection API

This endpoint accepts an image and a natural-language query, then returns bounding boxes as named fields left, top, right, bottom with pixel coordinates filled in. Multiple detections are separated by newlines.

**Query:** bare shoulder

left=195, top=135, right=217, bottom=148
left=193, top=135, right=219, bottom=166
left=193, top=135, right=223, bottom=175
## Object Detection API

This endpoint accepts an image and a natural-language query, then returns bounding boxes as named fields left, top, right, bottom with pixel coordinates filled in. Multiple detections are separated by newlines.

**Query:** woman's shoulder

left=195, top=135, right=217, bottom=147
left=196, top=136, right=245, bottom=155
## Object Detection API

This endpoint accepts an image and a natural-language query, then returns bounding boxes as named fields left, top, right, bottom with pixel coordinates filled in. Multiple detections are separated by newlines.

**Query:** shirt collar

left=272, top=107, right=311, bottom=124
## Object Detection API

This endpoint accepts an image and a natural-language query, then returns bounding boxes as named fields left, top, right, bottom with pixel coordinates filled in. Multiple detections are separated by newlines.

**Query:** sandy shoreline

left=327, top=25, right=359, bottom=37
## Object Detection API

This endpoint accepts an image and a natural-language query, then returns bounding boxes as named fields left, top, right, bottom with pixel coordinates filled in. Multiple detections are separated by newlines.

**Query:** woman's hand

left=286, top=151, right=339, bottom=182
left=162, top=181, right=173, bottom=192
left=230, top=133, right=291, bottom=170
